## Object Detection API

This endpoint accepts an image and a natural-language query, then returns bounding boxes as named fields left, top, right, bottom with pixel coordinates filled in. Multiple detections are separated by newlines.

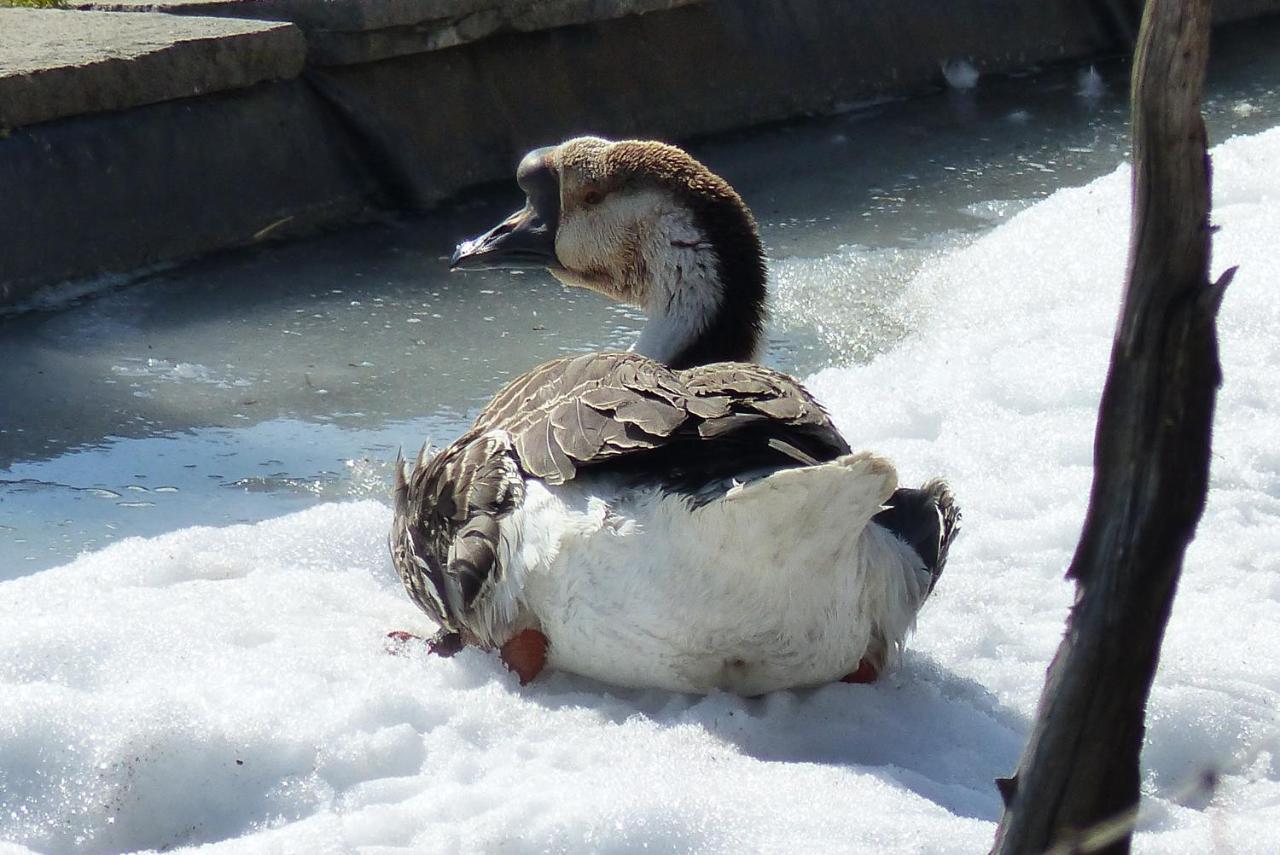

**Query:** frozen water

left=941, top=58, right=980, bottom=91
left=1077, top=65, right=1106, bottom=101
left=3, top=114, right=1279, bottom=854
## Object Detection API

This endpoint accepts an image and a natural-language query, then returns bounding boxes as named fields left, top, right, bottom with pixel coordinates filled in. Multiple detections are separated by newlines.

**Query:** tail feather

left=392, top=443, right=432, bottom=519
left=718, top=451, right=899, bottom=541
left=873, top=479, right=961, bottom=595
left=925, top=478, right=961, bottom=592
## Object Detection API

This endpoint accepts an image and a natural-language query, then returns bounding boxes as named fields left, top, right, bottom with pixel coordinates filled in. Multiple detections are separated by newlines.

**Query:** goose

left=390, top=137, right=959, bottom=695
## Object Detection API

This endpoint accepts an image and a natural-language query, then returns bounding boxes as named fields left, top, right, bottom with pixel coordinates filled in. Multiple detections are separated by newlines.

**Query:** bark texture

left=990, top=1, right=1235, bottom=852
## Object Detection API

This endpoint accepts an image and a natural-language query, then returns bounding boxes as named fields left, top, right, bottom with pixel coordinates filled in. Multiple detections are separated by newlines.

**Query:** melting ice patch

left=941, top=58, right=980, bottom=91
left=110, top=358, right=255, bottom=389
left=2, top=127, right=1280, bottom=853
left=1077, top=65, right=1106, bottom=101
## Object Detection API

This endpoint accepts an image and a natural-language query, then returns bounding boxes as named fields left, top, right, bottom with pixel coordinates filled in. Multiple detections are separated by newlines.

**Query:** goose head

left=451, top=137, right=767, bottom=370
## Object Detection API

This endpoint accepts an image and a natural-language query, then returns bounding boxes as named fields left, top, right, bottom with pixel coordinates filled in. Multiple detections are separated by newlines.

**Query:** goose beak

left=450, top=203, right=557, bottom=271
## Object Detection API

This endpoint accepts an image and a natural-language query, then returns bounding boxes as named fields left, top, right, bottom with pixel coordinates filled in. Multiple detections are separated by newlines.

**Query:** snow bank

left=806, top=125, right=1280, bottom=850
left=3, top=128, right=1279, bottom=854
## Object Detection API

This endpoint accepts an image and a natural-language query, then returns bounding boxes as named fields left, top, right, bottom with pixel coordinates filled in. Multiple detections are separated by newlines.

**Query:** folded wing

left=393, top=352, right=852, bottom=637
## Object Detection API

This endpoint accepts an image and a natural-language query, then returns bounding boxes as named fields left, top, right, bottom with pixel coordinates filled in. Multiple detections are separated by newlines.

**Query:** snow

left=4, top=127, right=1280, bottom=854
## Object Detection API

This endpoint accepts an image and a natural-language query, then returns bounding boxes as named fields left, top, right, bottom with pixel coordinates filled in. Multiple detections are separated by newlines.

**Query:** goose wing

left=392, top=432, right=525, bottom=635
left=393, top=352, right=850, bottom=637
left=475, top=352, right=850, bottom=484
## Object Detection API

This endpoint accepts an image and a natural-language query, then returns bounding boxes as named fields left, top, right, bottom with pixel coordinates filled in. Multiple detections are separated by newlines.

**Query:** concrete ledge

left=74, top=0, right=502, bottom=32
left=306, top=0, right=704, bottom=66
left=0, top=8, right=305, bottom=129
left=0, top=80, right=380, bottom=304
left=73, top=0, right=703, bottom=65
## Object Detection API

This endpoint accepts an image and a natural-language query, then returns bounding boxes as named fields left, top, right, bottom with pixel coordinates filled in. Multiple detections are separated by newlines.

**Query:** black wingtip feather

left=923, top=478, right=961, bottom=593
left=873, top=479, right=961, bottom=593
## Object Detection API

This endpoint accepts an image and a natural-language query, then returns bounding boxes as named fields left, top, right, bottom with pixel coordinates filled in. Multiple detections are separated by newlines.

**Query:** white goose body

left=392, top=137, right=958, bottom=693
left=485, top=456, right=928, bottom=694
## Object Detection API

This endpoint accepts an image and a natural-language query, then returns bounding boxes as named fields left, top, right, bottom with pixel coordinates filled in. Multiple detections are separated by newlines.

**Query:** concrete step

left=0, top=7, right=305, bottom=129
left=69, top=0, right=704, bottom=66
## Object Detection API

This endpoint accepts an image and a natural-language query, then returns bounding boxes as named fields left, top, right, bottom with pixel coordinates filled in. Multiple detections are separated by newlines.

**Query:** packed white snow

left=3, top=127, right=1279, bottom=854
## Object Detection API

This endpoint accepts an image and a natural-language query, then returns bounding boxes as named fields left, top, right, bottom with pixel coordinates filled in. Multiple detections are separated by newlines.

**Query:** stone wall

left=2, top=0, right=1278, bottom=304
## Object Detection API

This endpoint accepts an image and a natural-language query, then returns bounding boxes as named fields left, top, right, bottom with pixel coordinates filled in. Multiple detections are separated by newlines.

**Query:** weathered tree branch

left=990, top=1, right=1235, bottom=853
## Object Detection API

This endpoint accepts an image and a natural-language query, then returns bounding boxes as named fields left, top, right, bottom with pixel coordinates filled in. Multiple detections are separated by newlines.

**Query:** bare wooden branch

left=990, top=1, right=1234, bottom=852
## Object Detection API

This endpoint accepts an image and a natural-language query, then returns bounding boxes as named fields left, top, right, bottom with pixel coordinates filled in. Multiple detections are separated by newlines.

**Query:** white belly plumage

left=480, top=452, right=932, bottom=695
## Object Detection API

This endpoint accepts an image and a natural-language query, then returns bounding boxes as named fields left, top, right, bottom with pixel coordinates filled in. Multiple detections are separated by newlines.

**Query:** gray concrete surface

left=0, top=8, right=305, bottom=129
left=71, top=1, right=702, bottom=33
left=71, top=0, right=703, bottom=65
left=307, top=0, right=1123, bottom=205
left=72, top=1, right=504, bottom=32
left=0, top=80, right=381, bottom=305
left=306, top=0, right=705, bottom=66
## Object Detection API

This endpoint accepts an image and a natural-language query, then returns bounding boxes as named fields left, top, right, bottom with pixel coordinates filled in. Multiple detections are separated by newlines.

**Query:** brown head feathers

left=557, top=137, right=755, bottom=216
left=551, top=136, right=768, bottom=368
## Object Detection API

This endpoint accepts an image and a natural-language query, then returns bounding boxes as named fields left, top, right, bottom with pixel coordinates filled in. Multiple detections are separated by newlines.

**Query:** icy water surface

left=3, top=21, right=1279, bottom=575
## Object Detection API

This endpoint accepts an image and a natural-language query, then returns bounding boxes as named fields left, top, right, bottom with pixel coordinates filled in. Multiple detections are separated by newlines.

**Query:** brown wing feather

left=475, top=352, right=848, bottom=481
left=390, top=352, right=851, bottom=639
left=391, top=431, right=524, bottom=636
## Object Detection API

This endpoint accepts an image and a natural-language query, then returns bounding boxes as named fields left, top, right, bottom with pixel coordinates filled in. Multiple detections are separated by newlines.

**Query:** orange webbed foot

left=500, top=629, right=548, bottom=685
left=839, top=657, right=879, bottom=684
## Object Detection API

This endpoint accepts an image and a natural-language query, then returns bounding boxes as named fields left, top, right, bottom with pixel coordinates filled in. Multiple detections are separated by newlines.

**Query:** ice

left=770, top=244, right=937, bottom=364
left=940, top=58, right=980, bottom=91
left=3, top=127, right=1280, bottom=853
left=109, top=358, right=255, bottom=389
left=1077, top=65, right=1106, bottom=100
left=0, top=268, right=166, bottom=320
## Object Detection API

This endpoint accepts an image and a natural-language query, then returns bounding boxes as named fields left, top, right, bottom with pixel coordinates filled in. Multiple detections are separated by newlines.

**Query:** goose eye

left=583, top=190, right=603, bottom=207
